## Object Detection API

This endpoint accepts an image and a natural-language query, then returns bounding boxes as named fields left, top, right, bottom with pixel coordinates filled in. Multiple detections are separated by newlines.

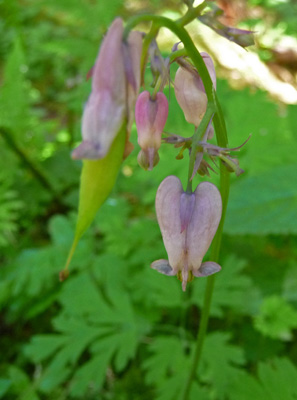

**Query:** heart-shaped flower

left=152, top=175, right=222, bottom=291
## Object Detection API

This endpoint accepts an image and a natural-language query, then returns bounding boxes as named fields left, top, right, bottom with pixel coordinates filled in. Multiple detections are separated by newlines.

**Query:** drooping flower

left=151, top=175, right=222, bottom=291
left=72, top=18, right=142, bottom=160
left=135, top=91, right=169, bottom=170
left=174, top=53, right=216, bottom=129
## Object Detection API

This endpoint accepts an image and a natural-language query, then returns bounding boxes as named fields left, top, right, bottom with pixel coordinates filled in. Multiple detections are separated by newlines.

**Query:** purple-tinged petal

left=151, top=259, right=176, bottom=276
left=193, top=261, right=221, bottom=277
left=155, top=176, right=186, bottom=275
left=174, top=53, right=215, bottom=129
left=174, top=67, right=207, bottom=127
left=135, top=91, right=168, bottom=170
left=180, top=192, right=195, bottom=233
left=92, top=18, right=125, bottom=95
left=72, top=90, right=125, bottom=160
left=125, top=30, right=143, bottom=133
left=73, top=18, right=142, bottom=161
left=201, top=52, right=216, bottom=90
left=187, top=182, right=222, bottom=275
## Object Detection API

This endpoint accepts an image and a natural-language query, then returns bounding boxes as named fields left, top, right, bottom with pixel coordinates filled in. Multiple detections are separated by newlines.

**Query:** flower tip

left=194, top=261, right=221, bottom=278
left=137, top=149, right=159, bottom=171
left=151, top=259, right=175, bottom=276
left=71, top=141, right=103, bottom=160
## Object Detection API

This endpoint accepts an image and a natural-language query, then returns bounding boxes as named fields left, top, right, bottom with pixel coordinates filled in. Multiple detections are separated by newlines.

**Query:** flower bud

left=135, top=91, right=168, bottom=170
left=151, top=175, right=222, bottom=291
left=72, top=18, right=142, bottom=160
left=174, top=53, right=216, bottom=128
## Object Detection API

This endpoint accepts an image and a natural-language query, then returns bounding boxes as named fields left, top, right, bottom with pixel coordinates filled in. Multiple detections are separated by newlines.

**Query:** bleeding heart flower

left=135, top=90, right=168, bottom=170
left=151, top=175, right=222, bottom=291
left=72, top=18, right=142, bottom=160
left=174, top=53, right=216, bottom=129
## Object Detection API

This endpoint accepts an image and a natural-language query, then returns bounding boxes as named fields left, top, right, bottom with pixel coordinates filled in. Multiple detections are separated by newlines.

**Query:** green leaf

left=225, top=164, right=297, bottom=235
left=0, top=171, right=22, bottom=246
left=11, top=215, right=92, bottom=297
left=0, top=35, right=30, bottom=136
left=0, top=366, right=40, bottom=400
left=143, top=336, right=207, bottom=400
left=229, top=358, right=297, bottom=400
left=25, top=268, right=149, bottom=396
left=191, top=254, right=260, bottom=317
left=254, top=295, right=297, bottom=340
left=133, top=266, right=184, bottom=310
left=200, top=332, right=245, bottom=399
left=282, top=261, right=297, bottom=304
left=0, top=379, right=11, bottom=398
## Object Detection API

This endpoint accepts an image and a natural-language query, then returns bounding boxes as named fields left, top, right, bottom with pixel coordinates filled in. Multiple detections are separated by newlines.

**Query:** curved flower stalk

left=174, top=52, right=216, bottom=131
left=72, top=18, right=142, bottom=160
left=152, top=175, right=222, bottom=291
left=135, top=90, right=169, bottom=170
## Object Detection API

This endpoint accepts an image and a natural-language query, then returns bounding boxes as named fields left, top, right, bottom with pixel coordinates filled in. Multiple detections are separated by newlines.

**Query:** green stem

left=140, top=23, right=160, bottom=84
left=176, top=1, right=208, bottom=27
left=169, top=48, right=187, bottom=63
left=186, top=103, right=215, bottom=188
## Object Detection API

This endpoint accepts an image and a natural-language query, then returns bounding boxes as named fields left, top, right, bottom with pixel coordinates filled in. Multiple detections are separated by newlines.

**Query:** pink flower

left=72, top=18, right=142, bottom=160
left=135, top=91, right=168, bottom=170
left=151, top=175, right=222, bottom=291
left=174, top=53, right=216, bottom=128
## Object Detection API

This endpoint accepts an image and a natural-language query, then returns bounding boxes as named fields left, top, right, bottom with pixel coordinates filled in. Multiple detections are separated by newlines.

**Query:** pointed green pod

left=61, top=126, right=126, bottom=280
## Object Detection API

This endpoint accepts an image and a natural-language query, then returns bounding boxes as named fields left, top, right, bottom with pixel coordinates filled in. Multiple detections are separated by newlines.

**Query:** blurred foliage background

left=1, top=0, right=297, bottom=399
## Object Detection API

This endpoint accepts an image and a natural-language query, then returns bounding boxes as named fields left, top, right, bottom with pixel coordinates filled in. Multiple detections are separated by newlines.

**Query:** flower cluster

left=71, top=14, right=250, bottom=290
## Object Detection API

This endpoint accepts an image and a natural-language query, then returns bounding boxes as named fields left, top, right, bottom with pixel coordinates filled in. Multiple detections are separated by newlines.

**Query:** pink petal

left=180, top=192, right=195, bottom=232
left=155, top=176, right=186, bottom=275
left=187, top=182, right=222, bottom=274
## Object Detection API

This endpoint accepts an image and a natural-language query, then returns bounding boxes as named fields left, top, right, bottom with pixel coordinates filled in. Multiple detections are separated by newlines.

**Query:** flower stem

left=176, top=1, right=208, bottom=27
